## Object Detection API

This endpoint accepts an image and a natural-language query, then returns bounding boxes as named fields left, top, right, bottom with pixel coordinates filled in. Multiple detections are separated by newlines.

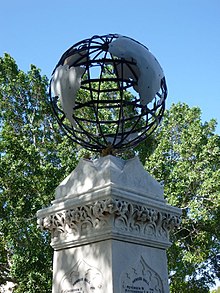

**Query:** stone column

left=37, top=155, right=181, bottom=293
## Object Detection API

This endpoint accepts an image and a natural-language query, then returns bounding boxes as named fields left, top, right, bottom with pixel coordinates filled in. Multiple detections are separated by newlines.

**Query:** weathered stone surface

left=37, top=155, right=181, bottom=293
left=54, top=156, right=164, bottom=202
left=53, top=240, right=170, bottom=293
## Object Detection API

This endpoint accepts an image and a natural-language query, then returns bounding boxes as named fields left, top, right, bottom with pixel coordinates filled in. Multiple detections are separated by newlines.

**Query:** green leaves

left=0, top=54, right=219, bottom=292
left=145, top=103, right=220, bottom=292
left=0, top=54, right=72, bottom=291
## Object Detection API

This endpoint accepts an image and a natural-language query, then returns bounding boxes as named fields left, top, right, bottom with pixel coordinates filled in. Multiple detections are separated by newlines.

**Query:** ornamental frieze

left=37, top=198, right=181, bottom=241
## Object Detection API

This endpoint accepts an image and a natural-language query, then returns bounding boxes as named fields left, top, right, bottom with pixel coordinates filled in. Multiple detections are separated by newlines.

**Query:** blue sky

left=1, top=0, right=220, bottom=133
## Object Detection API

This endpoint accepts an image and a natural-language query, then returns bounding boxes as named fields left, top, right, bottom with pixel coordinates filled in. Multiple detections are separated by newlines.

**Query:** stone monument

left=37, top=34, right=181, bottom=293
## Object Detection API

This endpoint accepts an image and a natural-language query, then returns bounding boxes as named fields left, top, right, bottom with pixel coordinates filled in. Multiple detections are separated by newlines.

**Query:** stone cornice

left=38, top=198, right=181, bottom=250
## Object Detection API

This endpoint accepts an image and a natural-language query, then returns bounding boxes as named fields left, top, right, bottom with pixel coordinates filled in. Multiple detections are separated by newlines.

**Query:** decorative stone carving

left=37, top=156, right=181, bottom=292
left=120, top=256, right=164, bottom=293
left=59, top=259, right=103, bottom=293
left=38, top=198, right=181, bottom=243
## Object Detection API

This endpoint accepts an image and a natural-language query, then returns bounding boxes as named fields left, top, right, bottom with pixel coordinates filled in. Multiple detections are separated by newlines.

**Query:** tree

left=0, top=54, right=219, bottom=292
left=0, top=54, right=80, bottom=292
left=145, top=103, right=220, bottom=292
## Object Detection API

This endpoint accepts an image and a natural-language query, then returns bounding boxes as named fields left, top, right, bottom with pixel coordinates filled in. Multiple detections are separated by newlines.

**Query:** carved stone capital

left=38, top=198, right=181, bottom=249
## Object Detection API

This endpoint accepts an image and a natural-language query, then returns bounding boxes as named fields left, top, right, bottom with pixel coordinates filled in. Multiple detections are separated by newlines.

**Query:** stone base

left=53, top=239, right=169, bottom=293
left=37, top=156, right=181, bottom=293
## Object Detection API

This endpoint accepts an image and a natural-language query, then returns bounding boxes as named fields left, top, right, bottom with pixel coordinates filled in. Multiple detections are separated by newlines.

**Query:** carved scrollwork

left=37, top=198, right=181, bottom=241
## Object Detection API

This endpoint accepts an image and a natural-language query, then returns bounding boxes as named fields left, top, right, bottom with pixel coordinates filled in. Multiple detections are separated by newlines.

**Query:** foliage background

left=0, top=55, right=219, bottom=292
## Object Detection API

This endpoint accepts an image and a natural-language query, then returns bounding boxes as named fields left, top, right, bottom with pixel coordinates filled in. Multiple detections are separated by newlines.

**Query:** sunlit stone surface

left=37, top=156, right=181, bottom=293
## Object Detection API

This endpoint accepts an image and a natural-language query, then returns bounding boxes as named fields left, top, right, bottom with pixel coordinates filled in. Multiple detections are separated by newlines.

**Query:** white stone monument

left=37, top=155, right=181, bottom=293
left=39, top=34, right=181, bottom=292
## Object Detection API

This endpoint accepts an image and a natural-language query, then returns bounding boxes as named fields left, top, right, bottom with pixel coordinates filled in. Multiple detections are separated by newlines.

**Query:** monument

left=37, top=34, right=181, bottom=293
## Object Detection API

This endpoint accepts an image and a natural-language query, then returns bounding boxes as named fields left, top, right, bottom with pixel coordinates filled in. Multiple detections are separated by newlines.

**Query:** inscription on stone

left=59, top=259, right=103, bottom=293
left=121, top=256, right=164, bottom=293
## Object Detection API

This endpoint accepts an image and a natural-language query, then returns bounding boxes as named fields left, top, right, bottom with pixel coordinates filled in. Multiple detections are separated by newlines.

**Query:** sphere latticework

left=49, top=34, right=167, bottom=153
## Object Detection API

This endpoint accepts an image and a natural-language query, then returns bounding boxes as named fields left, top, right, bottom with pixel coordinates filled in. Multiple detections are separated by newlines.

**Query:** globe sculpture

left=49, top=34, right=167, bottom=154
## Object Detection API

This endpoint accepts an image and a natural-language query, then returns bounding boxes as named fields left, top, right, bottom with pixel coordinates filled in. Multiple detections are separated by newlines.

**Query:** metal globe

left=49, top=34, right=167, bottom=154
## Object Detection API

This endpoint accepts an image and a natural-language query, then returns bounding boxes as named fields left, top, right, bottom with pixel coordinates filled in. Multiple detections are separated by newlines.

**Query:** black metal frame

left=49, top=34, right=167, bottom=153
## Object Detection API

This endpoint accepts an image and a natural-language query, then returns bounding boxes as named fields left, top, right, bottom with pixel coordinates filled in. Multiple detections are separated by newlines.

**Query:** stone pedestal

left=37, top=155, right=181, bottom=293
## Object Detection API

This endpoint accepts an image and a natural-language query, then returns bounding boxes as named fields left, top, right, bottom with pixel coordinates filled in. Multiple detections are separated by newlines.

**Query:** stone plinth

left=37, top=155, right=181, bottom=293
